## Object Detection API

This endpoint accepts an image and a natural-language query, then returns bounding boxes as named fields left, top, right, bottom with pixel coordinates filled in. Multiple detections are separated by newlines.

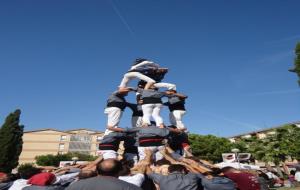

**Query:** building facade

left=228, top=121, right=300, bottom=142
left=19, top=129, right=104, bottom=164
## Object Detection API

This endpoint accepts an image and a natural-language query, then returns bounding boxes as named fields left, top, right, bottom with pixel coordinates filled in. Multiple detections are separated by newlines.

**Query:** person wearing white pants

left=98, top=131, right=126, bottom=160
left=126, top=101, right=143, bottom=128
left=169, top=110, right=186, bottom=129
left=119, top=58, right=176, bottom=90
left=140, top=88, right=169, bottom=128
left=164, top=90, right=188, bottom=129
left=128, top=125, right=186, bottom=162
left=104, top=88, right=132, bottom=132
left=138, top=146, right=164, bottom=161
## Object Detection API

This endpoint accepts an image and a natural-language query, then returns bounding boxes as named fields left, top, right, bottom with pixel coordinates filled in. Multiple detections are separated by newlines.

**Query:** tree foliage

left=188, top=124, right=300, bottom=165
left=35, top=152, right=97, bottom=166
left=17, top=163, right=41, bottom=179
left=0, top=109, right=24, bottom=173
left=289, top=42, right=300, bottom=85
left=235, top=124, right=300, bottom=164
left=189, top=134, right=233, bottom=163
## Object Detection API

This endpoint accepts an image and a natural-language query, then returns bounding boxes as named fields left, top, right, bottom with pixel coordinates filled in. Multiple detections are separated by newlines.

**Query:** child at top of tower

left=119, top=58, right=176, bottom=91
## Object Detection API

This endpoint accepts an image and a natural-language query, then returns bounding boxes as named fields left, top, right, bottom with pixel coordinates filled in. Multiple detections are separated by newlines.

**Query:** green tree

left=289, top=42, right=300, bottom=85
left=235, top=124, right=300, bottom=177
left=17, top=163, right=41, bottom=179
left=0, top=110, right=24, bottom=173
left=189, top=134, right=233, bottom=163
left=36, top=152, right=97, bottom=167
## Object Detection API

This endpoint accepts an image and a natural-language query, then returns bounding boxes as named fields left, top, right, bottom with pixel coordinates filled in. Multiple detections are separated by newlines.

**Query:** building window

left=60, top=135, right=67, bottom=141
left=68, top=134, right=92, bottom=154
left=59, top=143, right=65, bottom=150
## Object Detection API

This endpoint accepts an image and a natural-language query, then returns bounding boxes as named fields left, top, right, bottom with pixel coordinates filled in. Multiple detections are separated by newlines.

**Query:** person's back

left=66, top=159, right=142, bottom=190
left=65, top=176, right=141, bottom=190
left=148, top=164, right=202, bottom=190
left=149, top=172, right=202, bottom=190
left=222, top=167, right=260, bottom=190
left=23, top=185, right=65, bottom=190
left=201, top=176, right=236, bottom=190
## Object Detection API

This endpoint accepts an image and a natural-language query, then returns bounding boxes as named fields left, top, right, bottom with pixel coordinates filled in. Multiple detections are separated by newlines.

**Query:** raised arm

left=82, top=156, right=103, bottom=171
left=174, top=93, right=188, bottom=99
left=131, top=149, right=153, bottom=174
left=107, top=126, right=127, bottom=132
left=131, top=60, right=159, bottom=70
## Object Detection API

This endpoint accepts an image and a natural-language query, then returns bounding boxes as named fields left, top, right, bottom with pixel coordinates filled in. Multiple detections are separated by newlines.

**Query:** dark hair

left=209, top=168, right=223, bottom=176
left=221, top=167, right=235, bottom=173
left=118, top=165, right=131, bottom=176
left=290, top=170, right=296, bottom=176
left=150, top=121, right=156, bottom=126
left=155, top=159, right=171, bottom=166
left=138, top=80, right=146, bottom=88
left=168, top=164, right=187, bottom=174
left=97, top=159, right=122, bottom=177
left=133, top=58, right=147, bottom=66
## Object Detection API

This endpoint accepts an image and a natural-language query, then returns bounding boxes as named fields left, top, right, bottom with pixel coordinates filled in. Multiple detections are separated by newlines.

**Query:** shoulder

left=66, top=177, right=98, bottom=188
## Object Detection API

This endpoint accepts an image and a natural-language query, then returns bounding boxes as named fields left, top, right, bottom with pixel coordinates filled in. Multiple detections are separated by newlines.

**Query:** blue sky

left=0, top=0, right=299, bottom=137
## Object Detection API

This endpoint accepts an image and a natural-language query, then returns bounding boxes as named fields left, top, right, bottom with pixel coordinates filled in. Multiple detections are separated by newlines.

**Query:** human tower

left=98, top=58, right=189, bottom=163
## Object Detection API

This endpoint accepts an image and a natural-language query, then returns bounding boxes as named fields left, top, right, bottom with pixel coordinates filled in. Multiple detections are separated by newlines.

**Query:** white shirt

left=295, top=171, right=300, bottom=182
left=54, top=172, right=80, bottom=185
left=8, top=179, right=31, bottom=190
left=119, top=174, right=145, bottom=187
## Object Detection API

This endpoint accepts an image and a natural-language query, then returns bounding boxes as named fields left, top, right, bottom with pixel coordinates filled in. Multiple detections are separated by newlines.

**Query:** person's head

left=290, top=170, right=296, bottom=176
left=0, top=172, right=9, bottom=183
left=168, top=164, right=188, bottom=174
left=97, top=159, right=122, bottom=177
left=118, top=164, right=131, bottom=176
left=138, top=80, right=146, bottom=89
left=221, top=167, right=236, bottom=174
left=133, top=58, right=148, bottom=66
left=208, top=168, right=223, bottom=177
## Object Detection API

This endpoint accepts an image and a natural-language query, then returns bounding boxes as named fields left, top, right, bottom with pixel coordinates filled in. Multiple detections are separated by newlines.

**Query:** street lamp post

left=71, top=156, right=79, bottom=165
left=231, top=148, right=241, bottom=169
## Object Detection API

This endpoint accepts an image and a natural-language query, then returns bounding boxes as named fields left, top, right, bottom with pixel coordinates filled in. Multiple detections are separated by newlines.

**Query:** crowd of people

left=1, top=58, right=300, bottom=190
left=1, top=148, right=300, bottom=190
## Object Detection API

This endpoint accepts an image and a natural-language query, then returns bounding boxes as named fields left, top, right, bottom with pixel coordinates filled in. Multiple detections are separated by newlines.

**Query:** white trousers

left=97, top=150, right=117, bottom=160
left=132, top=116, right=143, bottom=128
left=142, top=104, right=163, bottom=126
left=104, top=107, right=123, bottom=127
left=119, top=72, right=155, bottom=88
left=138, top=146, right=164, bottom=161
left=119, top=72, right=176, bottom=90
left=169, top=110, right=186, bottom=129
